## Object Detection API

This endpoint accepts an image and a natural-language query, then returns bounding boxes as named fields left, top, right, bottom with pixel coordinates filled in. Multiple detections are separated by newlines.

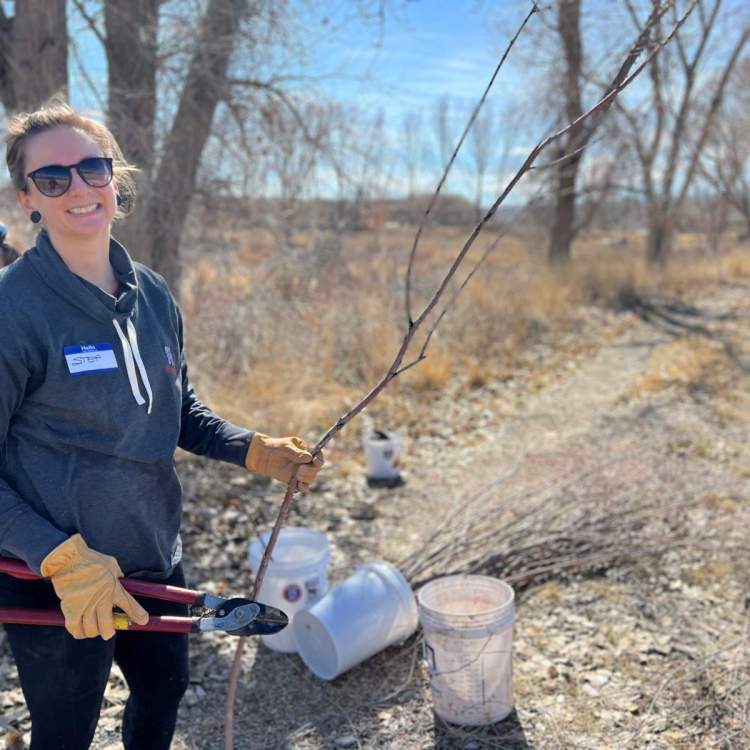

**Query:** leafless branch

left=675, top=25, right=750, bottom=210
left=246, top=0, right=694, bottom=593
left=397, top=190, right=546, bottom=374
left=226, top=4, right=695, bottom=746
left=252, top=0, right=695, bottom=586
left=228, top=77, right=317, bottom=144
left=69, top=36, right=106, bottom=112
left=404, top=2, right=540, bottom=328
left=530, top=141, right=590, bottom=170
left=70, top=0, right=106, bottom=46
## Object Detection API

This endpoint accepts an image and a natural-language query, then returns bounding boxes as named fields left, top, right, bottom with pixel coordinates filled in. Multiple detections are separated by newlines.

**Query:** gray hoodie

left=0, top=231, right=253, bottom=576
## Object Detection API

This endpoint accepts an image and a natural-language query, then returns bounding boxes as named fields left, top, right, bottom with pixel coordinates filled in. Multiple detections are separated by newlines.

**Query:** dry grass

left=178, top=221, right=750, bottom=443
left=635, top=338, right=731, bottom=395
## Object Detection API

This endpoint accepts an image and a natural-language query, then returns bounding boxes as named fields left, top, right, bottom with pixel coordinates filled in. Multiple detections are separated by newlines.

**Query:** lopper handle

left=0, top=555, right=202, bottom=605
left=0, top=607, right=196, bottom=633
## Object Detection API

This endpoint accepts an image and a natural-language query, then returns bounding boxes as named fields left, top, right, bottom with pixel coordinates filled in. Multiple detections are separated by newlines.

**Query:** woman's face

left=16, top=126, right=117, bottom=246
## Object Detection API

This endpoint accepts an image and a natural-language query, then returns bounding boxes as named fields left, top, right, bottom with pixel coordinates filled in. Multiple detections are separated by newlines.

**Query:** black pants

left=0, top=564, right=189, bottom=750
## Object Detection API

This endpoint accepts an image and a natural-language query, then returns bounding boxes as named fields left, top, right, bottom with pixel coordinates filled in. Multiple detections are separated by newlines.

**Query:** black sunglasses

left=26, top=157, right=113, bottom=198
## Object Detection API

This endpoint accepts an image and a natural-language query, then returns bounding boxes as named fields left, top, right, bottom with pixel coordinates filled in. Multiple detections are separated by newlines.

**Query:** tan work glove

left=245, top=433, right=324, bottom=491
left=40, top=534, right=149, bottom=640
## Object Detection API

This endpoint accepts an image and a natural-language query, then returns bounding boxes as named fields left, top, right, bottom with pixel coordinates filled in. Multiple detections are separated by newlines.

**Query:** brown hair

left=5, top=98, right=138, bottom=219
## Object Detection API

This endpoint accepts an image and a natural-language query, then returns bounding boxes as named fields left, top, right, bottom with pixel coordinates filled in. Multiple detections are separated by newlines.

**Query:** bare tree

left=73, top=0, right=264, bottom=284
left=146, top=0, right=249, bottom=288
left=102, top=0, right=158, bottom=256
left=401, top=111, right=422, bottom=200
left=433, top=95, right=453, bottom=173
left=95, top=0, right=382, bottom=289
left=467, top=101, right=495, bottom=223
left=548, top=0, right=583, bottom=263
left=545, top=0, right=685, bottom=264
left=0, top=0, right=68, bottom=113
left=266, top=101, right=330, bottom=244
left=615, top=0, right=750, bottom=263
left=698, top=58, right=750, bottom=240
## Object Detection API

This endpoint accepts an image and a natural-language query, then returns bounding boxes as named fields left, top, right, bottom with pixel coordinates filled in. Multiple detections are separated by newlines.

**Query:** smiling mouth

left=67, top=204, right=100, bottom=215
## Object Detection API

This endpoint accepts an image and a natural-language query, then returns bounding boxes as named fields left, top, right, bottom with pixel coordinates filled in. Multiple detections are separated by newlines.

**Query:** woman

left=0, top=100, right=323, bottom=750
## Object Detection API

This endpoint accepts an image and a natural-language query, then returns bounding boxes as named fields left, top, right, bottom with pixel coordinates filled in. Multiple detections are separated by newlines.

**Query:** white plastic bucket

left=418, top=575, right=515, bottom=726
left=248, top=527, right=330, bottom=653
left=293, top=560, right=418, bottom=680
left=363, top=430, right=403, bottom=480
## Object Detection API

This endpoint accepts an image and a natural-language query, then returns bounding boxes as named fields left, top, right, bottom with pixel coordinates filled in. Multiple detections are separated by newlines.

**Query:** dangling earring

left=30, top=210, right=42, bottom=224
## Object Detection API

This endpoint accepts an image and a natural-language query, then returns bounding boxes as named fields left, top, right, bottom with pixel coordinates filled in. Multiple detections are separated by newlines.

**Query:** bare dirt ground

left=1, top=274, right=748, bottom=749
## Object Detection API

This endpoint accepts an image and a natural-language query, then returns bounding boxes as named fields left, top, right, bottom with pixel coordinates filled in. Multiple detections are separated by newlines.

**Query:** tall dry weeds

left=180, top=225, right=750, bottom=442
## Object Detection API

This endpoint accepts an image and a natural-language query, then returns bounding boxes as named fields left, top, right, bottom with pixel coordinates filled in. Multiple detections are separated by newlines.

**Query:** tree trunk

left=742, top=211, right=750, bottom=242
left=105, top=0, right=158, bottom=265
left=145, top=0, right=246, bottom=292
left=0, top=0, right=68, bottom=113
left=647, top=211, right=673, bottom=265
left=547, top=0, right=582, bottom=265
left=549, top=153, right=581, bottom=264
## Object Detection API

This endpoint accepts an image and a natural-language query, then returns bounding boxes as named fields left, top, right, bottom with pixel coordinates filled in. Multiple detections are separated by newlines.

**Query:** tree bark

left=0, top=9, right=13, bottom=110
left=0, top=0, right=68, bottom=113
left=548, top=0, right=583, bottom=265
left=549, top=151, right=582, bottom=264
left=647, top=207, right=673, bottom=265
left=105, top=0, right=158, bottom=264
left=145, top=0, right=246, bottom=291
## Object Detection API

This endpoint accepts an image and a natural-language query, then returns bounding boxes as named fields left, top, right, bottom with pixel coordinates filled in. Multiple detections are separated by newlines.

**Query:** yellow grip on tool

left=113, top=612, right=132, bottom=630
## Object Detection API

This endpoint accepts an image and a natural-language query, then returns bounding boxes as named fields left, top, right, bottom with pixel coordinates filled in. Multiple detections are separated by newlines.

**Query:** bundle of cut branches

left=400, top=443, right=697, bottom=590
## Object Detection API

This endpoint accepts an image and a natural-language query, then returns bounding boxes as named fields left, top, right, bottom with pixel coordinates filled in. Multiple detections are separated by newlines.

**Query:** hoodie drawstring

left=112, top=318, right=153, bottom=414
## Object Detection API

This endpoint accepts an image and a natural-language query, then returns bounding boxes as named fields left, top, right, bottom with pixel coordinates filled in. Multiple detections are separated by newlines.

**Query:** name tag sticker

left=64, top=344, right=119, bottom=376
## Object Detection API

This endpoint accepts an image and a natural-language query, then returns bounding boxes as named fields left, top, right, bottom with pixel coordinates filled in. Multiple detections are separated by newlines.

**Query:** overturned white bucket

left=248, top=527, right=330, bottom=653
left=293, top=561, right=418, bottom=680
left=418, top=575, right=515, bottom=726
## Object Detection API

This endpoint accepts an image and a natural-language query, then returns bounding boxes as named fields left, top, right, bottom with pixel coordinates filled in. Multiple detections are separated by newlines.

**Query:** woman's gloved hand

left=40, top=534, right=149, bottom=640
left=244, top=433, right=324, bottom=491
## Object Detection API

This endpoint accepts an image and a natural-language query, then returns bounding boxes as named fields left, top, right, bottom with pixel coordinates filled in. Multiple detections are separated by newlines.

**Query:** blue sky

left=286, top=1, right=531, bottom=115
left=65, top=1, right=531, bottom=116
left=63, top=0, right=535, bottom=201
left=8, top=0, right=749, bottom=203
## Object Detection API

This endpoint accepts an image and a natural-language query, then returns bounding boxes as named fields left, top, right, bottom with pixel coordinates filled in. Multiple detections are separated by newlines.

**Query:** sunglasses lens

left=32, top=166, right=70, bottom=197
left=78, top=158, right=113, bottom=187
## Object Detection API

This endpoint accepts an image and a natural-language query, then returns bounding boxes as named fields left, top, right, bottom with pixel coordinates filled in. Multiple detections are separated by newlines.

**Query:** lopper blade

left=228, top=600, right=288, bottom=636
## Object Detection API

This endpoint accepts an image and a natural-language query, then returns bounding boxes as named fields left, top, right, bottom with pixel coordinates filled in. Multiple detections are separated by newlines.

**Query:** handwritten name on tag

left=64, top=344, right=119, bottom=376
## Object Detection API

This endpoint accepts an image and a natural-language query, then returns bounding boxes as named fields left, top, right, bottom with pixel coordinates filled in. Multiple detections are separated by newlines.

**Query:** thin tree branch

left=674, top=25, right=750, bottom=211
left=238, top=9, right=695, bottom=750
left=404, top=2, right=539, bottom=329
left=70, top=0, right=106, bottom=47
left=229, top=77, right=318, bottom=145
left=572, top=145, right=626, bottom=237
left=69, top=35, right=106, bottom=112
left=249, top=0, right=695, bottom=586
left=530, top=141, right=590, bottom=170
left=397, top=191, right=546, bottom=374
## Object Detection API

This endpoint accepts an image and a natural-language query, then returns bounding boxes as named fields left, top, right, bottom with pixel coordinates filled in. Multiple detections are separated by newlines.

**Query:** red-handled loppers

left=0, top=555, right=287, bottom=636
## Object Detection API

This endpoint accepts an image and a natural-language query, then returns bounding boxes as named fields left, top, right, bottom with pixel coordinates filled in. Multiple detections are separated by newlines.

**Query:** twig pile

left=400, top=442, right=695, bottom=590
